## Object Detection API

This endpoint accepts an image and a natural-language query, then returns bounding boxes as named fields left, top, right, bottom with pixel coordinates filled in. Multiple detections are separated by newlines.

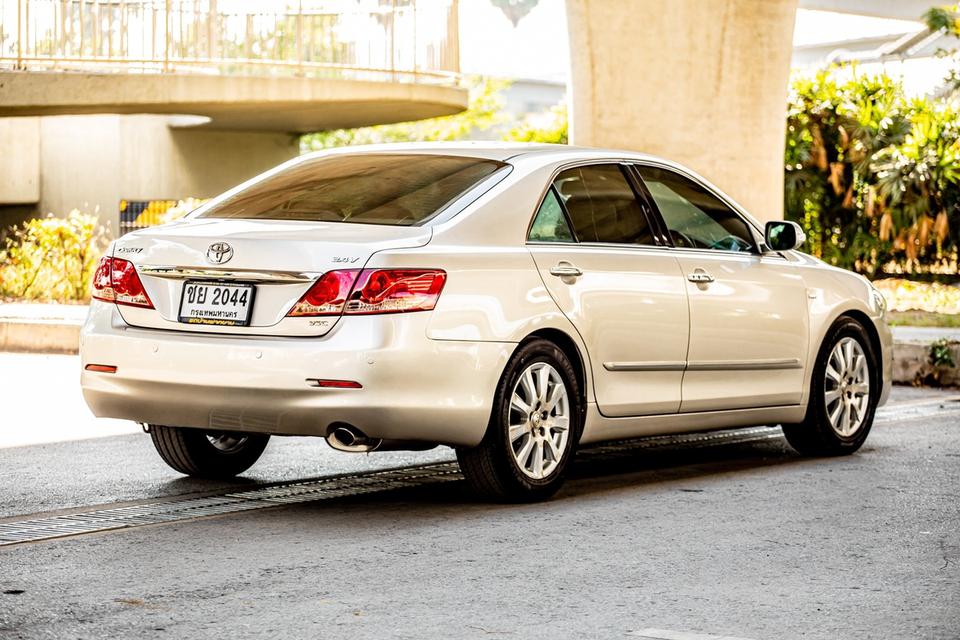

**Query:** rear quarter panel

left=362, top=157, right=598, bottom=402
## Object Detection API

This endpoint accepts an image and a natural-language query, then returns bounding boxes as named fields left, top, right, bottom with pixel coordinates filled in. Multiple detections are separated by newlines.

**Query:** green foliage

left=923, top=4, right=960, bottom=34
left=301, top=77, right=512, bottom=150
left=503, top=103, right=568, bottom=144
left=785, top=66, right=960, bottom=275
left=929, top=338, right=957, bottom=368
left=922, top=4, right=960, bottom=100
left=0, top=211, right=109, bottom=303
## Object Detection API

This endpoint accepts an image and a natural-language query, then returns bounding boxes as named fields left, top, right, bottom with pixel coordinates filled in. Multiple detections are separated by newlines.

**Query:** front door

left=527, top=163, right=690, bottom=417
left=635, top=164, right=809, bottom=412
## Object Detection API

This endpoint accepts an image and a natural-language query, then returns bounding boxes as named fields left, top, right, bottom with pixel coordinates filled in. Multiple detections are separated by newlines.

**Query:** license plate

left=178, top=281, right=255, bottom=327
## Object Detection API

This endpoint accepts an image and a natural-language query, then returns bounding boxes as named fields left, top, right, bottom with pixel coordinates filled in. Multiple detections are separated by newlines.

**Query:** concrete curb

left=892, top=340, right=960, bottom=387
left=0, top=319, right=81, bottom=355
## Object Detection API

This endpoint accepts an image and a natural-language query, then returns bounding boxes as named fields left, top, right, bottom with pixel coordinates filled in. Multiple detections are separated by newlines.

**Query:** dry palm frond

left=865, top=187, right=877, bottom=218
left=919, top=215, right=934, bottom=247
left=828, top=162, right=845, bottom=195
left=905, top=228, right=919, bottom=261
left=879, top=211, right=894, bottom=241
left=934, top=210, right=950, bottom=244
left=842, top=185, right=854, bottom=209
left=893, top=228, right=907, bottom=250
left=811, top=125, right=829, bottom=171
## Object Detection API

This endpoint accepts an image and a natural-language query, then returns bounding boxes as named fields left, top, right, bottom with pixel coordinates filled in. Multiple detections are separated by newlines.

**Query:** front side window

left=552, top=164, right=654, bottom=245
left=197, top=154, right=505, bottom=226
left=636, top=166, right=755, bottom=252
left=528, top=188, right=575, bottom=242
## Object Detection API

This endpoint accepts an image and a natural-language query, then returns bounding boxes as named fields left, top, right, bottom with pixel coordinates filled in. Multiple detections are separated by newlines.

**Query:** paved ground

left=0, top=365, right=958, bottom=639
left=0, top=304, right=87, bottom=323
left=0, top=353, right=137, bottom=448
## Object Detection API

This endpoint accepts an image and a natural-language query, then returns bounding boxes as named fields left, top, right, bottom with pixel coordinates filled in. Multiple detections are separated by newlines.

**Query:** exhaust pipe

left=326, top=424, right=382, bottom=453
left=325, top=424, right=439, bottom=453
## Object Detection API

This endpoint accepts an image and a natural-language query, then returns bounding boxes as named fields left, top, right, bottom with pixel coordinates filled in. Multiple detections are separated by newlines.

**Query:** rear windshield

left=196, top=154, right=505, bottom=226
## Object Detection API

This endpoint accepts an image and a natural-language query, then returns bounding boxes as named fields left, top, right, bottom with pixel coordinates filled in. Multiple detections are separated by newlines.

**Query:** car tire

left=457, top=338, right=583, bottom=502
left=149, top=425, right=269, bottom=478
left=782, top=317, right=879, bottom=456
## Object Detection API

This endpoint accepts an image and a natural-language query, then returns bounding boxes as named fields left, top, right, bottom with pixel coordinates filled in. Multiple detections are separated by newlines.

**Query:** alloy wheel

left=824, top=337, right=871, bottom=438
left=508, top=362, right=570, bottom=479
left=206, top=432, right=249, bottom=453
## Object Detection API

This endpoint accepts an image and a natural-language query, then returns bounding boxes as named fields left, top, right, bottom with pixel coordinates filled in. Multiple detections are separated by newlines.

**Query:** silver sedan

left=80, top=143, right=892, bottom=501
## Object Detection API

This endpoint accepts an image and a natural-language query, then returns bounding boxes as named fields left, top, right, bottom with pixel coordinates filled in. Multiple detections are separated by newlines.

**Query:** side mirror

left=764, top=220, right=806, bottom=252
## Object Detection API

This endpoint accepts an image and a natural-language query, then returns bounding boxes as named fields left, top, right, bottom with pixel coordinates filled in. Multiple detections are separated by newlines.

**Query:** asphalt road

left=1, top=385, right=958, bottom=639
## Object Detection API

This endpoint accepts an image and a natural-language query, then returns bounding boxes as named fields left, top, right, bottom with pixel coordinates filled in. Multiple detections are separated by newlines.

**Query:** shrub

left=504, top=103, right=568, bottom=144
left=0, top=211, right=110, bottom=303
left=786, top=66, right=960, bottom=276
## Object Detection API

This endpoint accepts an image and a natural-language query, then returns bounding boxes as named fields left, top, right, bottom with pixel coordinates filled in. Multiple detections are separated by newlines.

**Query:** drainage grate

left=0, top=463, right=462, bottom=547
left=582, top=426, right=782, bottom=459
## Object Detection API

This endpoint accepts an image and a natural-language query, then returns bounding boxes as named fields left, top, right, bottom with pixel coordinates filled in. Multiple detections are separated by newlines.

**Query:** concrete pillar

left=566, top=0, right=798, bottom=221
left=0, top=118, right=40, bottom=204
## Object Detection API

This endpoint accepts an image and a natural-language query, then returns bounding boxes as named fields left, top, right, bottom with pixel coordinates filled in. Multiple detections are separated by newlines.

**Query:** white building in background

left=792, top=8, right=960, bottom=97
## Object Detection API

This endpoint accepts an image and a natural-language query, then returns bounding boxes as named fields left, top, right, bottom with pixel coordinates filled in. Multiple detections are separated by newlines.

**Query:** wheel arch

left=835, top=309, right=884, bottom=391
left=519, top=328, right=589, bottom=408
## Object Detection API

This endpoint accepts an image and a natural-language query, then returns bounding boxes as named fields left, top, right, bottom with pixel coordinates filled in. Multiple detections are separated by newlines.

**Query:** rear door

left=634, top=164, right=809, bottom=412
left=528, top=162, right=690, bottom=417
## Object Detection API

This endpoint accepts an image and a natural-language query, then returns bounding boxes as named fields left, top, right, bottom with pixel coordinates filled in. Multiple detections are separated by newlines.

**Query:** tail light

left=287, top=270, right=360, bottom=317
left=286, top=269, right=446, bottom=317
left=91, top=256, right=154, bottom=309
left=346, top=269, right=447, bottom=315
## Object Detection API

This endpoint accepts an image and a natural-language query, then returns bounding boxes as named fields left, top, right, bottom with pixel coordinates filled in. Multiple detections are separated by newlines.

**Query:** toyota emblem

left=206, top=242, right=234, bottom=265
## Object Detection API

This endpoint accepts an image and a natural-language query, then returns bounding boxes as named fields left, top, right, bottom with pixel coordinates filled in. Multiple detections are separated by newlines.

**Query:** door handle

left=549, top=263, right=583, bottom=278
left=687, top=269, right=715, bottom=283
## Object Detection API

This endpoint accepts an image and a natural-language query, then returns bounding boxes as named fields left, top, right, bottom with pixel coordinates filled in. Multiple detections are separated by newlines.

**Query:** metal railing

left=0, top=0, right=460, bottom=84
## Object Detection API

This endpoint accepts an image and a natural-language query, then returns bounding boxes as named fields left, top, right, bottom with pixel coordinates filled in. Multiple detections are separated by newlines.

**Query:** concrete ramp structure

left=0, top=72, right=466, bottom=132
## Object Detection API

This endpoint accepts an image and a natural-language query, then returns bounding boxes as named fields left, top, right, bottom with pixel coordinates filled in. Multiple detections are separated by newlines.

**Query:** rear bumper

left=80, top=302, right=512, bottom=447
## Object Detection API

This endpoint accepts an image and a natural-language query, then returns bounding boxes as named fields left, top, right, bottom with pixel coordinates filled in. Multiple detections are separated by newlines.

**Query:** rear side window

left=197, top=154, right=505, bottom=226
left=552, top=165, right=654, bottom=245
left=528, top=189, right=575, bottom=242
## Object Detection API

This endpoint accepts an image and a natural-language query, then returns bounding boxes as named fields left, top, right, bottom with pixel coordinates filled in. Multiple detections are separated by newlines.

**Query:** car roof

left=296, top=142, right=766, bottom=227
left=301, top=141, right=668, bottom=164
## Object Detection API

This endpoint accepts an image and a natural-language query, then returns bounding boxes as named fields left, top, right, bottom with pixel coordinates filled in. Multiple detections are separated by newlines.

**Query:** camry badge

left=206, top=242, right=234, bottom=265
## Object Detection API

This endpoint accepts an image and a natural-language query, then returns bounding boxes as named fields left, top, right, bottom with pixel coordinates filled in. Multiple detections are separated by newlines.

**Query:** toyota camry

left=80, top=143, right=892, bottom=501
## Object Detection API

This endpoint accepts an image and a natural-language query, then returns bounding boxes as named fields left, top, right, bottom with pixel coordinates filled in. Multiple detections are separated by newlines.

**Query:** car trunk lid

left=112, top=218, right=431, bottom=337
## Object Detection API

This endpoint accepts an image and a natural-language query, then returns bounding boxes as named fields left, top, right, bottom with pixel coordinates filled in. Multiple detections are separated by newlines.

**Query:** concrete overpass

left=0, top=72, right=466, bottom=132
left=0, top=0, right=465, bottom=228
left=0, top=0, right=465, bottom=131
